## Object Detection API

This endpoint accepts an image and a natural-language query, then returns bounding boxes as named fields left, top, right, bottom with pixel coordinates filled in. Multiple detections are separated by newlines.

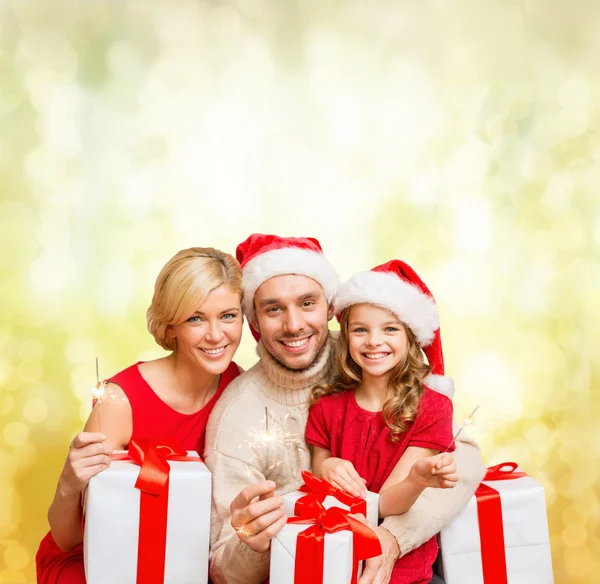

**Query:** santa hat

left=334, top=259, right=454, bottom=398
left=236, top=234, right=340, bottom=330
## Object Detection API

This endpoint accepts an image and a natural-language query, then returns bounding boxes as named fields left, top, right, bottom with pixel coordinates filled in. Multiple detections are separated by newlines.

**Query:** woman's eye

left=222, top=313, right=237, bottom=320
left=187, top=316, right=203, bottom=323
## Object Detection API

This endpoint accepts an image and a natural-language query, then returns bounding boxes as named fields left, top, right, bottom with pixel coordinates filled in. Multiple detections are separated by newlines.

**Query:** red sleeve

left=305, top=399, right=331, bottom=450
left=407, top=389, right=455, bottom=452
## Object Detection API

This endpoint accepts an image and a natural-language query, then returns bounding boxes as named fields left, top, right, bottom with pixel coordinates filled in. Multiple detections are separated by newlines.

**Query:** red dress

left=36, top=360, right=240, bottom=584
left=305, top=386, right=454, bottom=584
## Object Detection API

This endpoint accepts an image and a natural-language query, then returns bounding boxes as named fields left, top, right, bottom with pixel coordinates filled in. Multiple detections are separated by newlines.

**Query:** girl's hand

left=57, top=432, right=113, bottom=496
left=321, top=457, right=368, bottom=497
left=410, top=452, right=459, bottom=489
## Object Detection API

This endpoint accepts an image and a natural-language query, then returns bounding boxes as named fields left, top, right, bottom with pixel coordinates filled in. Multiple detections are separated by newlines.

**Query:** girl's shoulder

left=419, top=385, right=454, bottom=415
left=311, top=388, right=353, bottom=410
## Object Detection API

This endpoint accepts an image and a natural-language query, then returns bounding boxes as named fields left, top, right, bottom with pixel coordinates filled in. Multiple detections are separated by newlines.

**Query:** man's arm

left=205, top=447, right=285, bottom=584
left=380, top=432, right=486, bottom=557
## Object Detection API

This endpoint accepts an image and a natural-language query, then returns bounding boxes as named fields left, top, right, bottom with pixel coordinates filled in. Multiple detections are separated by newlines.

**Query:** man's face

left=252, top=274, right=334, bottom=371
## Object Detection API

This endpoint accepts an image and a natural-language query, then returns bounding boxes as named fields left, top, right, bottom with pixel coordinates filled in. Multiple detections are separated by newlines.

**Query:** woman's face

left=347, top=303, right=408, bottom=381
left=168, top=285, right=243, bottom=374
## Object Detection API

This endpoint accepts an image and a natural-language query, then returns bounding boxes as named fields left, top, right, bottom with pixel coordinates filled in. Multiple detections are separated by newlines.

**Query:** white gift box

left=439, top=465, right=553, bottom=584
left=271, top=523, right=355, bottom=584
left=84, top=449, right=211, bottom=584
left=270, top=485, right=380, bottom=584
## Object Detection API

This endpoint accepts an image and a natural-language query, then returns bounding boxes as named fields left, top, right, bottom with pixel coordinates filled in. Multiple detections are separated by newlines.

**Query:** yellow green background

left=1, top=1, right=598, bottom=582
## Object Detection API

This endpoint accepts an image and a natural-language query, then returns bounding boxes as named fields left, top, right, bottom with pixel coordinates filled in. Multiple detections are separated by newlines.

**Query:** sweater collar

left=256, top=332, right=336, bottom=406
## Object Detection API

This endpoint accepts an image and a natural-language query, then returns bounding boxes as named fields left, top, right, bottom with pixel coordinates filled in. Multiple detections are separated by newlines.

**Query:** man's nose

left=283, top=308, right=305, bottom=334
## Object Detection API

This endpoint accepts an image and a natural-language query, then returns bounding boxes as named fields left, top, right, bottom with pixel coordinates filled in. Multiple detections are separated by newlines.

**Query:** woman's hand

left=57, top=432, right=113, bottom=496
left=321, top=457, right=367, bottom=497
left=410, top=452, right=459, bottom=489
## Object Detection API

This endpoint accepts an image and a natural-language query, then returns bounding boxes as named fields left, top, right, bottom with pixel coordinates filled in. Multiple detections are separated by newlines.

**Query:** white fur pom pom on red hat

left=335, top=259, right=454, bottom=399
left=236, top=234, right=339, bottom=336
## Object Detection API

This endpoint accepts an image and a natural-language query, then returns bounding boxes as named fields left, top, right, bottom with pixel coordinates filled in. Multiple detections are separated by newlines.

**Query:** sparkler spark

left=443, top=405, right=480, bottom=453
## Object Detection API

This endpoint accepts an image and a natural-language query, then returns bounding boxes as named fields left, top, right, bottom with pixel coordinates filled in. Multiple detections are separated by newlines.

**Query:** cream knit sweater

left=204, top=333, right=486, bottom=584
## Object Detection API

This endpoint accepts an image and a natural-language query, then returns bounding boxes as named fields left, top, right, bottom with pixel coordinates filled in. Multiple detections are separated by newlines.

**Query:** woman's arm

left=48, top=383, right=132, bottom=551
left=378, top=447, right=458, bottom=517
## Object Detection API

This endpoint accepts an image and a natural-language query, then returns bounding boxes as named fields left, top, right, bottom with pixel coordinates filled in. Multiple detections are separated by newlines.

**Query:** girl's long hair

left=311, top=306, right=431, bottom=441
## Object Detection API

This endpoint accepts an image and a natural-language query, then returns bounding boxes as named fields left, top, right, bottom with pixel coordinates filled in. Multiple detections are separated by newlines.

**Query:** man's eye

left=267, top=307, right=281, bottom=313
left=302, top=301, right=314, bottom=308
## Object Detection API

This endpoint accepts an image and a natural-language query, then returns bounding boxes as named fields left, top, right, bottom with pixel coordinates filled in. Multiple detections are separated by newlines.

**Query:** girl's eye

left=385, top=327, right=399, bottom=332
left=352, top=327, right=366, bottom=333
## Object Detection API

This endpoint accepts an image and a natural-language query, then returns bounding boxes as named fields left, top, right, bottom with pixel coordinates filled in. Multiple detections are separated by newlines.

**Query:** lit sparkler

left=443, top=405, right=480, bottom=453
left=91, top=357, right=116, bottom=431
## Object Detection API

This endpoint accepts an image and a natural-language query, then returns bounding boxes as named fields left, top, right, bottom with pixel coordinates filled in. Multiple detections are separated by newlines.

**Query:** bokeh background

left=1, top=0, right=599, bottom=582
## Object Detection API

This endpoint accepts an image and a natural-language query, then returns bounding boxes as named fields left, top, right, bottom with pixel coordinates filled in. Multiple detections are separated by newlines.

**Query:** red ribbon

left=110, top=440, right=201, bottom=584
left=287, top=472, right=381, bottom=584
left=475, top=462, right=527, bottom=584
left=295, top=471, right=367, bottom=517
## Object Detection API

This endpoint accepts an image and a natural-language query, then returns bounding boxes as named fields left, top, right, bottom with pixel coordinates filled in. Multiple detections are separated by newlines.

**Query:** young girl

left=306, top=260, right=459, bottom=584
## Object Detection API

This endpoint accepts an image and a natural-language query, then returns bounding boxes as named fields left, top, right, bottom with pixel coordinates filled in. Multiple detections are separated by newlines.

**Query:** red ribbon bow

left=287, top=472, right=381, bottom=584
left=111, top=440, right=201, bottom=584
left=296, top=470, right=367, bottom=517
left=476, top=462, right=528, bottom=584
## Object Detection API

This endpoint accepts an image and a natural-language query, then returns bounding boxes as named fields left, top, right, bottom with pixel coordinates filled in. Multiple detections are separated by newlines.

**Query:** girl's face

left=167, top=285, right=243, bottom=375
left=347, top=303, right=408, bottom=380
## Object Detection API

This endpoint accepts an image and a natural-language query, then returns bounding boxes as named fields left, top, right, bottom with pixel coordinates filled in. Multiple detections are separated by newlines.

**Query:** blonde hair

left=147, top=247, right=242, bottom=350
left=311, top=307, right=431, bottom=441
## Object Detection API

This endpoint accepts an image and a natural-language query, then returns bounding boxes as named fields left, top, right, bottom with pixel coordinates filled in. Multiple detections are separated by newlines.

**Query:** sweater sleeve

left=380, top=430, right=486, bottom=557
left=204, top=447, right=270, bottom=584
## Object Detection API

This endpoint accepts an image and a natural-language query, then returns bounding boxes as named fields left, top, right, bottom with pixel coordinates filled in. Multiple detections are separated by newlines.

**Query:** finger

left=348, top=513, right=370, bottom=526
left=74, top=453, right=112, bottom=468
left=333, top=471, right=363, bottom=497
left=439, top=472, right=459, bottom=482
left=358, top=555, right=383, bottom=584
left=244, top=514, right=288, bottom=552
left=79, top=463, right=110, bottom=482
left=230, top=481, right=276, bottom=511
left=338, top=467, right=367, bottom=495
left=241, top=506, right=286, bottom=537
left=79, top=442, right=113, bottom=458
left=233, top=495, right=284, bottom=526
left=71, top=432, right=107, bottom=449
left=436, top=452, right=453, bottom=469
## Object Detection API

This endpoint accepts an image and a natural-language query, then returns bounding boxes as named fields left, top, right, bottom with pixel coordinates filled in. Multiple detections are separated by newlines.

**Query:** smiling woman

left=36, top=247, right=244, bottom=584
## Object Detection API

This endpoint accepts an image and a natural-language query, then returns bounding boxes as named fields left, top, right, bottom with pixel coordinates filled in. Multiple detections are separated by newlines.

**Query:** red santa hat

left=236, top=234, right=340, bottom=328
left=334, top=259, right=454, bottom=398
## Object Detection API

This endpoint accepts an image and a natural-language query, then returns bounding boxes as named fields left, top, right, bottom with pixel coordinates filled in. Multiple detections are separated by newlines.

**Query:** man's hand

left=350, top=516, right=399, bottom=584
left=229, top=480, right=287, bottom=552
left=411, top=452, right=459, bottom=489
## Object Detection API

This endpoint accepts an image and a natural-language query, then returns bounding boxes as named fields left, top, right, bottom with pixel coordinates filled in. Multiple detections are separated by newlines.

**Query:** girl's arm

left=310, top=445, right=368, bottom=498
left=378, top=447, right=458, bottom=518
left=48, top=383, right=132, bottom=551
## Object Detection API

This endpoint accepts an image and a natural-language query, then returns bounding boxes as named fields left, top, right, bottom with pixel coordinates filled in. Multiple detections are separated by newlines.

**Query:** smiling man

left=204, top=234, right=485, bottom=584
